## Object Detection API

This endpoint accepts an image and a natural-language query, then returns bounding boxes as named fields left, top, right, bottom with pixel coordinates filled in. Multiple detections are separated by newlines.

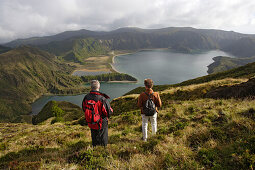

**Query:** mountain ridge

left=4, top=27, right=255, bottom=59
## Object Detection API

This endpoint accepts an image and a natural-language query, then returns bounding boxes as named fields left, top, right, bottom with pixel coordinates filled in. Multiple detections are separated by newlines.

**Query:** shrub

left=109, top=134, right=121, bottom=144
left=164, top=112, right=173, bottom=119
left=197, top=148, right=221, bottom=169
left=78, top=117, right=87, bottom=126
left=140, top=137, right=159, bottom=152
left=122, top=128, right=131, bottom=136
left=109, top=122, right=118, bottom=128
left=51, top=117, right=64, bottom=124
left=68, top=148, right=108, bottom=169
left=121, top=112, right=139, bottom=124
left=163, top=154, right=178, bottom=168
left=0, top=143, right=7, bottom=151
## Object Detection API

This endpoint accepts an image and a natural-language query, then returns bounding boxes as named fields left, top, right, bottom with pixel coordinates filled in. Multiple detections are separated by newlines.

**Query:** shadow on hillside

left=0, top=140, right=91, bottom=169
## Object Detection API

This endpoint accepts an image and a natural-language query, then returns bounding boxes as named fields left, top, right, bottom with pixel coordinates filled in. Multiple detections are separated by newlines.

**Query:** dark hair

left=144, top=79, right=153, bottom=88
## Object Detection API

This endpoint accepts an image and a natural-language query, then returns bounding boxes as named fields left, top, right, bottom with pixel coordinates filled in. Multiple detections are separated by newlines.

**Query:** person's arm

left=82, top=96, right=87, bottom=112
left=156, top=92, right=162, bottom=108
left=102, top=99, right=113, bottom=118
left=138, top=93, right=143, bottom=108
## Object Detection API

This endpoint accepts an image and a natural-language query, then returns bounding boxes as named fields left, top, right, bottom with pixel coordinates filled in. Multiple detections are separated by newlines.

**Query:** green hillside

left=39, top=38, right=112, bottom=64
left=0, top=46, right=88, bottom=123
left=32, top=101, right=84, bottom=125
left=223, top=37, right=255, bottom=58
left=0, top=45, right=11, bottom=54
left=5, top=27, right=255, bottom=61
left=1, top=28, right=255, bottom=168
left=207, top=56, right=255, bottom=74
left=0, top=75, right=255, bottom=169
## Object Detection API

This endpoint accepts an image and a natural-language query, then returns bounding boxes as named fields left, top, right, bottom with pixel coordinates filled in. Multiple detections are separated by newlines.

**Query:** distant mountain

left=0, top=46, right=87, bottom=122
left=38, top=38, right=111, bottom=63
left=207, top=56, right=255, bottom=74
left=223, top=37, right=255, bottom=58
left=4, top=27, right=255, bottom=63
left=4, top=29, right=104, bottom=47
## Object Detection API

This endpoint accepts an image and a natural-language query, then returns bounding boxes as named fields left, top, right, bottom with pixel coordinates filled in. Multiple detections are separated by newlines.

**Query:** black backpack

left=143, top=92, right=157, bottom=116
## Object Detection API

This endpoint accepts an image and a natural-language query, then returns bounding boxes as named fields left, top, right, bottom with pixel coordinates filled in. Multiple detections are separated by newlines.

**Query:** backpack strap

left=144, top=92, right=154, bottom=99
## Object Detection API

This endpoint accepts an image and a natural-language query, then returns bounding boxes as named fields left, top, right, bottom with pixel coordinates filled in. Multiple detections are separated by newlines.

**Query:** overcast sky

left=0, top=0, right=255, bottom=44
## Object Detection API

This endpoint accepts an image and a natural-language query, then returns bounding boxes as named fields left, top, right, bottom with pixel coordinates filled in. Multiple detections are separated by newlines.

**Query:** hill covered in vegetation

left=0, top=45, right=11, bottom=54
left=81, top=73, right=137, bottom=82
left=223, top=37, right=255, bottom=58
left=5, top=27, right=255, bottom=63
left=38, top=38, right=112, bottom=64
left=1, top=60, right=255, bottom=169
left=0, top=46, right=88, bottom=123
left=1, top=78, right=255, bottom=169
left=207, top=56, right=255, bottom=74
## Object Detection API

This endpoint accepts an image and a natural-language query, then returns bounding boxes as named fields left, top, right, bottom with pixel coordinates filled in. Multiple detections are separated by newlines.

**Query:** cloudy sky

left=0, top=0, right=255, bottom=44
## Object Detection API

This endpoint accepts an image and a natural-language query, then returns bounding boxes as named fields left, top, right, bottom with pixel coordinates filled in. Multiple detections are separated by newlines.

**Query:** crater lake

left=31, top=49, right=234, bottom=114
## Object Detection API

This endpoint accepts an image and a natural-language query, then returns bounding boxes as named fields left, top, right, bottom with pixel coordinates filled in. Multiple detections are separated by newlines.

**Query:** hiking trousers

left=90, top=118, right=108, bottom=146
left=142, top=113, right=157, bottom=141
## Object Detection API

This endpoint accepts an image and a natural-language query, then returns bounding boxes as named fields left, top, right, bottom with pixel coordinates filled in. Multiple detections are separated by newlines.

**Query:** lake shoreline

left=32, top=49, right=230, bottom=115
left=72, top=48, right=170, bottom=76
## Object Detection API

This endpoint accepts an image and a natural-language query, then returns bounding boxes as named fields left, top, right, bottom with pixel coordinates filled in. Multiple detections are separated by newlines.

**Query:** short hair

left=91, top=80, right=100, bottom=91
left=144, top=78, right=153, bottom=88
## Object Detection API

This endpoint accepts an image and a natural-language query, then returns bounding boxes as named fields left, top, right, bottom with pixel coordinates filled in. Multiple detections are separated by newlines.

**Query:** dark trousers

left=90, top=118, right=108, bottom=146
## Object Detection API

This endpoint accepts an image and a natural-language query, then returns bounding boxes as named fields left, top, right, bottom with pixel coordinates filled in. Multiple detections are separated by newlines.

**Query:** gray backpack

left=143, top=92, right=157, bottom=116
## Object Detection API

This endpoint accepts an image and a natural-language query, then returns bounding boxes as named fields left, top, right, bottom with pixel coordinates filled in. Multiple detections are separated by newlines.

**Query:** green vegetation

left=39, top=38, right=112, bottom=64
left=81, top=73, right=137, bottom=82
left=32, top=101, right=84, bottom=125
left=1, top=27, right=255, bottom=169
left=0, top=45, right=11, bottom=54
left=0, top=46, right=88, bottom=123
left=223, top=37, right=255, bottom=58
left=1, top=76, right=255, bottom=169
left=208, top=56, right=255, bottom=74
left=6, top=27, right=249, bottom=57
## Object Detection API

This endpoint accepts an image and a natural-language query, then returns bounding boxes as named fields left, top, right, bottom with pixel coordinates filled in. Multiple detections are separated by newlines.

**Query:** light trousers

left=142, top=113, right=157, bottom=141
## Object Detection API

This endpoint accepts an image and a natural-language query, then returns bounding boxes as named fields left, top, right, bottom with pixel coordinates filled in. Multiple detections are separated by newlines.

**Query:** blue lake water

left=31, top=49, right=234, bottom=114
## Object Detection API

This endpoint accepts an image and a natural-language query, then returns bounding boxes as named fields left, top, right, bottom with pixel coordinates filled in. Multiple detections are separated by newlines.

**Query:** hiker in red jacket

left=82, top=80, right=113, bottom=146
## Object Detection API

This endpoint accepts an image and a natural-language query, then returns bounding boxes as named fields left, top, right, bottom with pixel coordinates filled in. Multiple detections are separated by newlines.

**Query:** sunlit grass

left=1, top=78, right=255, bottom=169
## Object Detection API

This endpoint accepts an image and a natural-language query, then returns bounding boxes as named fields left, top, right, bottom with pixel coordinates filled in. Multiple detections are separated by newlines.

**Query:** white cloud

left=0, top=0, right=255, bottom=43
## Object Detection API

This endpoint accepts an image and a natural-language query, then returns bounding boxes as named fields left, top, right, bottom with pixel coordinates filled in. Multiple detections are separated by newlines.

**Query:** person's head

left=144, top=78, right=153, bottom=89
left=91, top=80, right=100, bottom=91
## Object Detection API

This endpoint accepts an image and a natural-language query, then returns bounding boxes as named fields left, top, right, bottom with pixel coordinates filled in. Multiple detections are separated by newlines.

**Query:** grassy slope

left=1, top=54, right=255, bottom=169
left=1, top=72, right=255, bottom=169
left=0, top=46, right=87, bottom=123
left=207, top=56, right=255, bottom=74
